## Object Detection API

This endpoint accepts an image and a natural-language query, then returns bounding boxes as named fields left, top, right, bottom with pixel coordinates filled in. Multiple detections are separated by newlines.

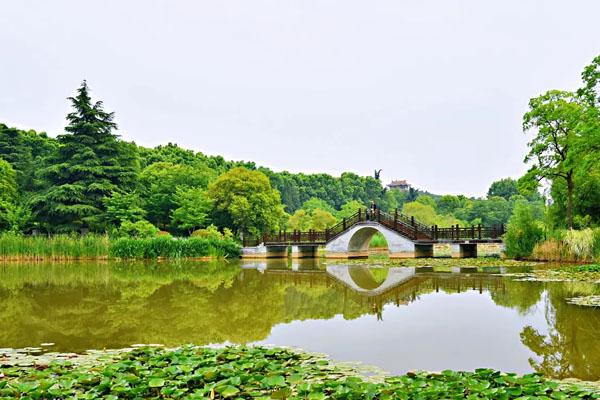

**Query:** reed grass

left=532, top=228, right=600, bottom=262
left=0, top=234, right=240, bottom=260
left=0, top=234, right=110, bottom=260
left=109, top=236, right=240, bottom=259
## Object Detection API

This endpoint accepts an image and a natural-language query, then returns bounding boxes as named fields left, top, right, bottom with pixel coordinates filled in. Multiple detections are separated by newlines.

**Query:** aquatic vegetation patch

left=329, top=257, right=537, bottom=270
left=567, top=295, right=600, bottom=307
left=1, top=346, right=598, bottom=399
left=513, top=265, right=600, bottom=284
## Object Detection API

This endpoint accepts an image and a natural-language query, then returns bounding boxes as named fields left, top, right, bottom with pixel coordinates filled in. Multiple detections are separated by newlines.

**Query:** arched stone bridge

left=242, top=209, right=504, bottom=259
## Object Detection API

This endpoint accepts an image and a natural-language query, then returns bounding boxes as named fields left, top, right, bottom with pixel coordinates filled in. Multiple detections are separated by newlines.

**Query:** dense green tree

left=0, top=158, right=17, bottom=203
left=437, top=195, right=462, bottom=215
left=171, top=187, right=213, bottom=233
left=301, top=197, right=335, bottom=214
left=0, top=124, right=57, bottom=193
left=487, top=178, right=519, bottom=200
left=578, top=54, right=600, bottom=107
left=504, top=201, right=544, bottom=259
left=402, top=201, right=462, bottom=227
left=102, top=192, right=146, bottom=228
left=117, top=220, right=160, bottom=238
left=287, top=209, right=311, bottom=231
left=415, top=194, right=436, bottom=208
left=310, top=209, right=337, bottom=231
left=139, top=162, right=212, bottom=229
left=336, top=200, right=366, bottom=220
left=208, top=167, right=285, bottom=235
left=32, top=81, right=139, bottom=232
left=523, top=90, right=585, bottom=228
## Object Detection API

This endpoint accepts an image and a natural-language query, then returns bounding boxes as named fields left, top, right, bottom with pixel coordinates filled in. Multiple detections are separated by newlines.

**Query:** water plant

left=109, top=236, right=240, bottom=259
left=1, top=346, right=597, bottom=399
left=0, top=233, right=110, bottom=260
left=0, top=234, right=240, bottom=260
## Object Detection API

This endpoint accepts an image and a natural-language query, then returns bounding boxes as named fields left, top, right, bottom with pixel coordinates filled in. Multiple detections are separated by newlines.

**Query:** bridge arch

left=325, top=265, right=416, bottom=295
left=325, top=222, right=423, bottom=258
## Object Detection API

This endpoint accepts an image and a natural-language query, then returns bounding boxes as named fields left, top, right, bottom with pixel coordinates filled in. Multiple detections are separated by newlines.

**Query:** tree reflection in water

left=0, top=260, right=599, bottom=380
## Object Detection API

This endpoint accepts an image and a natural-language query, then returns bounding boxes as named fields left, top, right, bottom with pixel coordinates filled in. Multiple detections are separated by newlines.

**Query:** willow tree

left=523, top=90, right=584, bottom=229
left=33, top=81, right=138, bottom=232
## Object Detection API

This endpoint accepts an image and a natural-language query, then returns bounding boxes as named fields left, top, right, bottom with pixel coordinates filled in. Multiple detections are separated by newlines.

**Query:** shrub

left=564, top=229, right=596, bottom=261
left=532, top=239, right=565, bottom=261
left=191, top=224, right=223, bottom=240
left=504, top=201, right=544, bottom=259
left=117, top=220, right=160, bottom=238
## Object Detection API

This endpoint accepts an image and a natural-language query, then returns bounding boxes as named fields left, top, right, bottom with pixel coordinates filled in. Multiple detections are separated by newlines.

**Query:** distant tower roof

left=387, top=180, right=411, bottom=190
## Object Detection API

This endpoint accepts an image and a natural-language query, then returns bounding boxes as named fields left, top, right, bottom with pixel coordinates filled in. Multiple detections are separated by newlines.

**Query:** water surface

left=0, top=259, right=599, bottom=380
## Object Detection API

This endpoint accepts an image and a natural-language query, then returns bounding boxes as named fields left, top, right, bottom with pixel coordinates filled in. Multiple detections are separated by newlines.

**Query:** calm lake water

left=1, top=259, right=599, bottom=380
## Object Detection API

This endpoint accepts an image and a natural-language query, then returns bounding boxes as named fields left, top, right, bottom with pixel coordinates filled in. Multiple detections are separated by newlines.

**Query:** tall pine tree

left=33, top=81, right=138, bottom=232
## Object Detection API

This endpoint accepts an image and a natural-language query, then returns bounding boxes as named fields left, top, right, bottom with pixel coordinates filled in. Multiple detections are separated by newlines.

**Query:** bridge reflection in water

left=242, top=259, right=507, bottom=320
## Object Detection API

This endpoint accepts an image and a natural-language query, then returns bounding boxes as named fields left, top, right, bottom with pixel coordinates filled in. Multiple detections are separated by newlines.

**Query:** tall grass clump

left=0, top=233, right=110, bottom=260
left=564, top=228, right=596, bottom=261
left=110, top=236, right=240, bottom=259
left=504, top=201, right=544, bottom=259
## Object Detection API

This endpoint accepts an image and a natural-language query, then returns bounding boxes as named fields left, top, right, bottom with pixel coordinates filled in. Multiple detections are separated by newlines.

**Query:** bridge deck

left=244, top=209, right=504, bottom=247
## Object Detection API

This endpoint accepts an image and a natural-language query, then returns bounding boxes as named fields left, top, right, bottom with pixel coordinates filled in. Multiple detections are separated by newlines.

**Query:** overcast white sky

left=1, top=1, right=599, bottom=196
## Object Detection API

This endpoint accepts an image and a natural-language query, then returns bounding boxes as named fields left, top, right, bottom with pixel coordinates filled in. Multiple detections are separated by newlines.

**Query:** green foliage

left=110, top=236, right=240, bottom=259
left=564, top=229, right=596, bottom=261
left=287, top=209, right=311, bottom=231
left=191, top=224, right=227, bottom=240
left=504, top=201, right=544, bottom=259
left=140, top=161, right=212, bottom=228
left=437, top=195, right=463, bottom=215
left=301, top=197, right=335, bottom=214
left=208, top=167, right=285, bottom=235
left=287, top=208, right=336, bottom=231
left=117, top=220, right=160, bottom=238
left=415, top=194, right=436, bottom=208
left=523, top=90, right=588, bottom=228
left=32, top=81, right=139, bottom=232
left=0, top=158, right=17, bottom=203
left=1, top=346, right=596, bottom=399
left=0, top=233, right=110, bottom=259
left=0, top=201, right=32, bottom=234
left=0, top=124, right=57, bottom=193
left=402, top=201, right=462, bottom=227
left=335, top=200, right=365, bottom=220
left=310, top=208, right=337, bottom=231
left=488, top=178, right=519, bottom=200
left=369, top=232, right=387, bottom=248
left=102, top=191, right=146, bottom=227
left=171, top=186, right=212, bottom=233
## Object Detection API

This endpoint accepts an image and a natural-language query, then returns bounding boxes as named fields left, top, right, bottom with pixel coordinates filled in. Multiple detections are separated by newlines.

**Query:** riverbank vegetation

left=0, top=233, right=240, bottom=260
left=1, top=346, right=598, bottom=399
left=1, top=55, right=600, bottom=263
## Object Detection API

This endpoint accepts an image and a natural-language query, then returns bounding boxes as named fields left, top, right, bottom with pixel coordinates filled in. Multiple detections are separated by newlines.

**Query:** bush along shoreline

left=1, top=346, right=599, bottom=399
left=0, top=234, right=240, bottom=260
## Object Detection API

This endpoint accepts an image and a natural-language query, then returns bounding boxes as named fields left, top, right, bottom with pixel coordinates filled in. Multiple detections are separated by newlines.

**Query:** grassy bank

left=1, top=346, right=597, bottom=399
left=0, top=234, right=240, bottom=260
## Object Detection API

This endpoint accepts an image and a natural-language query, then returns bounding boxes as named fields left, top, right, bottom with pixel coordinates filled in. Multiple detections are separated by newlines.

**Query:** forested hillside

left=2, top=54, right=600, bottom=241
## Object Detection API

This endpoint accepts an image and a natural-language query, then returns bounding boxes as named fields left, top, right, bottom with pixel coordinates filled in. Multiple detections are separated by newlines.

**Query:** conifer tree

left=33, top=81, right=138, bottom=232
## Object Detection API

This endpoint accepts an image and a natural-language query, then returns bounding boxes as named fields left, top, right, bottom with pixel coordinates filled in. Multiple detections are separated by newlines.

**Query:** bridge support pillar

left=241, top=245, right=289, bottom=259
left=414, top=244, right=434, bottom=258
left=451, top=243, right=478, bottom=258
left=291, top=245, right=318, bottom=258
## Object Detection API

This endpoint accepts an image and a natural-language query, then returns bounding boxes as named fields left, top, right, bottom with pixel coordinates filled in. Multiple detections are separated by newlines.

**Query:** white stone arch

left=325, top=222, right=417, bottom=258
left=326, top=265, right=416, bottom=295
